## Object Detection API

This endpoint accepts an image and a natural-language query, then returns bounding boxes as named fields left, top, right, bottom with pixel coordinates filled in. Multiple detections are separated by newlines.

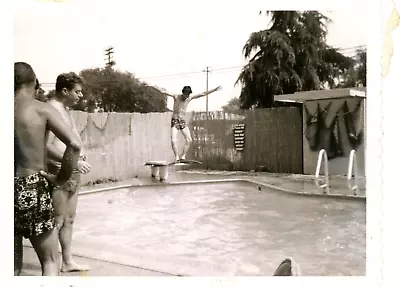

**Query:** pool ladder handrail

left=347, top=149, right=360, bottom=196
left=315, top=149, right=330, bottom=194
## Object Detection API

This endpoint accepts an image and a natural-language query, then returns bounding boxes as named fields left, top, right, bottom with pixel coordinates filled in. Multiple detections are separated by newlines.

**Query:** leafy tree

left=221, top=97, right=243, bottom=114
left=236, top=11, right=355, bottom=109
left=336, top=49, right=366, bottom=88
left=46, top=67, right=170, bottom=113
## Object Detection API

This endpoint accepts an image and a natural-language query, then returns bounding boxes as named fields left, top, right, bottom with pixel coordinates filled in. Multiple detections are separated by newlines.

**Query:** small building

left=274, top=88, right=366, bottom=176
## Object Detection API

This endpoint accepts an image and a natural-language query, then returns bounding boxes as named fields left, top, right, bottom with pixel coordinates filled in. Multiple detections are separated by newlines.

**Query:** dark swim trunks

left=55, top=171, right=81, bottom=193
left=48, top=159, right=81, bottom=193
left=14, top=173, right=55, bottom=238
left=171, top=117, right=187, bottom=130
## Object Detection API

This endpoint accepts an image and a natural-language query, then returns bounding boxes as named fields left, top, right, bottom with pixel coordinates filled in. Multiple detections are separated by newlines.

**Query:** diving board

left=144, top=159, right=202, bottom=181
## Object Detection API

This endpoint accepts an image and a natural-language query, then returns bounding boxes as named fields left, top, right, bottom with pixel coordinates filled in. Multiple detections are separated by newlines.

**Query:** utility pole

left=105, top=46, right=116, bottom=68
left=203, top=66, right=210, bottom=117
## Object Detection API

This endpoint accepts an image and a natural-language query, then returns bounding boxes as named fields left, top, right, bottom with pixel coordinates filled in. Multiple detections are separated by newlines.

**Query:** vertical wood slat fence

left=71, top=107, right=303, bottom=185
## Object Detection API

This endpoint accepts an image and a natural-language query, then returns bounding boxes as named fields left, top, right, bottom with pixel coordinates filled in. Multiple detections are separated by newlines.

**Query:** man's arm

left=42, top=104, right=81, bottom=185
left=190, top=86, right=222, bottom=100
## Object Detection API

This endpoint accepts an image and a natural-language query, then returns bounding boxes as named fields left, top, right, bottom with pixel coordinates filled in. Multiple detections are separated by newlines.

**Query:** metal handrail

left=315, top=149, right=330, bottom=194
left=347, top=149, right=360, bottom=196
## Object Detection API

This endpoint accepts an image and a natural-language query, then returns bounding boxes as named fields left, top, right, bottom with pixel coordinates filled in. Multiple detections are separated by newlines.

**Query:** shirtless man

left=34, top=78, right=47, bottom=102
left=167, top=85, right=221, bottom=161
left=14, top=62, right=81, bottom=276
left=46, top=72, right=91, bottom=272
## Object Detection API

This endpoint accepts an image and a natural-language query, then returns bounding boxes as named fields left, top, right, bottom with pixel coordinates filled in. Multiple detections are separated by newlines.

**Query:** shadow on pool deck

left=20, top=171, right=365, bottom=276
left=20, top=246, right=173, bottom=276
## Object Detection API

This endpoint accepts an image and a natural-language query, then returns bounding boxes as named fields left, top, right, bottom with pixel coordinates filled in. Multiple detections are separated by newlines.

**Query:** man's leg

left=29, top=228, right=59, bottom=276
left=180, top=127, right=193, bottom=160
left=53, top=176, right=89, bottom=272
left=170, top=127, right=180, bottom=161
left=14, top=235, right=23, bottom=276
left=60, top=189, right=89, bottom=271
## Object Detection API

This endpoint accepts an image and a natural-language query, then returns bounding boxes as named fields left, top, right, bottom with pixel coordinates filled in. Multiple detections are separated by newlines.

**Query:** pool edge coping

left=79, top=178, right=366, bottom=201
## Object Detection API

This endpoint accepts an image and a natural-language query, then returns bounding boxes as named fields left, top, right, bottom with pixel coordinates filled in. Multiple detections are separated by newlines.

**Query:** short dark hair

left=55, top=72, right=84, bottom=92
left=14, top=62, right=36, bottom=92
left=35, top=79, right=40, bottom=90
left=182, top=86, right=192, bottom=95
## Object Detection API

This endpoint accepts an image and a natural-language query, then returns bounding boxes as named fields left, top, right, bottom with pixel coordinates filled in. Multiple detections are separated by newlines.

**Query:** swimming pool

left=72, top=181, right=365, bottom=276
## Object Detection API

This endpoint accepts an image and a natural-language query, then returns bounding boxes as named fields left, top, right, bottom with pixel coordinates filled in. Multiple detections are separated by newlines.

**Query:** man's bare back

left=14, top=98, right=81, bottom=180
left=14, top=98, right=52, bottom=177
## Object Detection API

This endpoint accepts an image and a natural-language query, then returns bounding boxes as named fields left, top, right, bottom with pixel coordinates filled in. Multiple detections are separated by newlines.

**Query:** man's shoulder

left=47, top=99, right=60, bottom=109
left=32, top=100, right=49, bottom=113
left=36, top=100, right=60, bottom=118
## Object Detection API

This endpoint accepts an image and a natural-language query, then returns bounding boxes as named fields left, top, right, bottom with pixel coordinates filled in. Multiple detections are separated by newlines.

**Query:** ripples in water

left=76, top=182, right=366, bottom=275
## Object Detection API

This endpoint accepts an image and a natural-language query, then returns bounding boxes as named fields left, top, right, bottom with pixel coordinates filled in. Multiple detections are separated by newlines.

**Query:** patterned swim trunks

left=14, top=173, right=55, bottom=238
left=171, top=117, right=187, bottom=130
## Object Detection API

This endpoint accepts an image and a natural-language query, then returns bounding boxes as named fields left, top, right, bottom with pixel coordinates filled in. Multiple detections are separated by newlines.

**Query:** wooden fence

left=71, top=107, right=303, bottom=185
left=71, top=111, right=190, bottom=185
left=187, top=108, right=303, bottom=173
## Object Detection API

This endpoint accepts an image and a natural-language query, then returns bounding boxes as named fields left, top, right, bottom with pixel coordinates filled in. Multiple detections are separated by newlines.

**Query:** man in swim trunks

left=166, top=85, right=221, bottom=161
left=46, top=72, right=91, bottom=273
left=14, top=62, right=82, bottom=276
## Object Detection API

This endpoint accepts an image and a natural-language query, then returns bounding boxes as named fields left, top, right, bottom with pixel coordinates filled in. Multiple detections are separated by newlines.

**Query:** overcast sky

left=14, top=0, right=367, bottom=111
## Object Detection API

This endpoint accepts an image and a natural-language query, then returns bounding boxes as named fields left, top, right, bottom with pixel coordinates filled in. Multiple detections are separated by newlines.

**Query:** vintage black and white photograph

left=13, top=0, right=368, bottom=277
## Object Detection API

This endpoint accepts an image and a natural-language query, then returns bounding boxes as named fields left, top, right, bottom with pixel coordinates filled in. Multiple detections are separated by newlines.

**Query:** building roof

left=274, top=87, right=366, bottom=103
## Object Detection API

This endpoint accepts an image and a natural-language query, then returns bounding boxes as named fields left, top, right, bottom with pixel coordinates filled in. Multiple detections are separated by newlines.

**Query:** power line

left=138, top=65, right=243, bottom=80
left=335, top=45, right=366, bottom=51
left=39, top=66, right=244, bottom=85
left=38, top=45, right=366, bottom=85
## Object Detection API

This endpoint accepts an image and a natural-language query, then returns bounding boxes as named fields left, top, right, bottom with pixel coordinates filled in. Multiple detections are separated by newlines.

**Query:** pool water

left=73, top=182, right=366, bottom=276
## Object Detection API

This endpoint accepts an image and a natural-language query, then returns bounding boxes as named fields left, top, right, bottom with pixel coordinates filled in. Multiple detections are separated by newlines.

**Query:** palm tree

left=236, top=11, right=355, bottom=108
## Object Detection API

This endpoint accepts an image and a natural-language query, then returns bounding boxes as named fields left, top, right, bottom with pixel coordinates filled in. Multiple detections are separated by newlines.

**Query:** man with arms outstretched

left=14, top=62, right=81, bottom=276
left=46, top=72, right=91, bottom=272
left=166, top=85, right=221, bottom=161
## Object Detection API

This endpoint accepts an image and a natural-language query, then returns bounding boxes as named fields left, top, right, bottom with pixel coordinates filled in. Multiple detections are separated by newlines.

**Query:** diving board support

left=145, top=160, right=202, bottom=182
left=151, top=165, right=168, bottom=181
left=347, top=149, right=359, bottom=196
left=315, top=149, right=330, bottom=194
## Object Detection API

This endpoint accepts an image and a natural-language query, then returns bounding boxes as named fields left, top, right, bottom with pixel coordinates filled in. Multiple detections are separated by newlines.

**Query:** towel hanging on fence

left=317, top=102, right=344, bottom=159
left=343, top=100, right=363, bottom=150
left=86, top=113, right=132, bottom=148
left=304, top=102, right=320, bottom=151
left=70, top=110, right=89, bottom=135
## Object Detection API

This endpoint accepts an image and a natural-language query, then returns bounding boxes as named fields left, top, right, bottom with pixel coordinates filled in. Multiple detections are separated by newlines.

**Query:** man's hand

left=39, top=170, right=62, bottom=187
left=77, top=160, right=91, bottom=174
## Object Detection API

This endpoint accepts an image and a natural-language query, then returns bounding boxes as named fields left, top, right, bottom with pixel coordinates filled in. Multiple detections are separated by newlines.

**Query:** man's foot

left=61, top=261, right=90, bottom=272
left=180, top=155, right=186, bottom=160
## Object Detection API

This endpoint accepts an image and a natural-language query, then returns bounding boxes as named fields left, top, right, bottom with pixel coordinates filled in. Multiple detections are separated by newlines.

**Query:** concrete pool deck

left=81, top=170, right=366, bottom=199
left=20, top=171, right=366, bottom=276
